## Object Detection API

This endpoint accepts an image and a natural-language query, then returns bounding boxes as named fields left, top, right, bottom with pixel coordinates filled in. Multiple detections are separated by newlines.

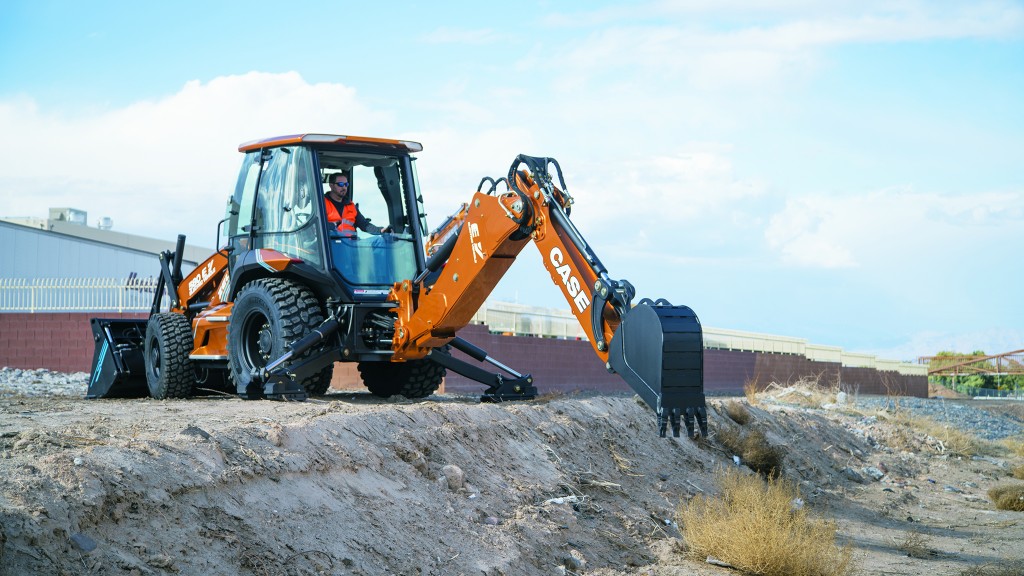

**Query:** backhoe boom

left=389, top=155, right=707, bottom=438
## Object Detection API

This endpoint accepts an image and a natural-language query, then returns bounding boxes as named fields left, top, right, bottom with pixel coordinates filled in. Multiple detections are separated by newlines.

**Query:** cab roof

left=238, top=133, right=423, bottom=153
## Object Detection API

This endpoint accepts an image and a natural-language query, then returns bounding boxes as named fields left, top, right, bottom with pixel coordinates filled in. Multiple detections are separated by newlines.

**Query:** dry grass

left=958, top=559, right=1024, bottom=576
left=717, top=426, right=786, bottom=479
left=744, top=377, right=761, bottom=405
left=891, top=412, right=990, bottom=457
left=1000, top=436, right=1024, bottom=458
left=762, top=376, right=840, bottom=409
left=987, top=484, right=1024, bottom=511
left=725, top=400, right=752, bottom=425
left=1012, top=464, right=1024, bottom=481
left=678, top=467, right=854, bottom=576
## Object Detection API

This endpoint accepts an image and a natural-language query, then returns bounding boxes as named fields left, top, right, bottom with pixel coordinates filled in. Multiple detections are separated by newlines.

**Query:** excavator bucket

left=86, top=318, right=149, bottom=398
left=607, top=300, right=707, bottom=438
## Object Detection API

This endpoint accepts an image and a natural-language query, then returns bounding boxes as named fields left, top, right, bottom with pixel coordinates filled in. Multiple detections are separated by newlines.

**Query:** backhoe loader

left=88, top=134, right=707, bottom=438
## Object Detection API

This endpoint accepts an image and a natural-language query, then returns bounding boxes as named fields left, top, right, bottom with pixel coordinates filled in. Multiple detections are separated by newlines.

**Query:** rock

left=441, top=464, right=464, bottom=490
left=943, top=485, right=963, bottom=493
left=146, top=554, right=175, bottom=569
left=836, top=391, right=848, bottom=405
left=70, top=532, right=97, bottom=553
left=181, top=425, right=211, bottom=440
left=483, top=516, right=500, bottom=525
left=564, top=549, right=586, bottom=571
left=862, top=466, right=885, bottom=481
left=707, top=556, right=734, bottom=568
left=73, top=457, right=84, bottom=466
left=842, top=467, right=865, bottom=484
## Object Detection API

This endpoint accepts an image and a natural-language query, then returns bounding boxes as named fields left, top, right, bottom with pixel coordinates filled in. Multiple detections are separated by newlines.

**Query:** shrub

left=718, top=425, right=786, bottom=479
left=725, top=400, right=751, bottom=425
left=678, top=467, right=854, bottom=576
left=987, top=484, right=1024, bottom=512
left=958, top=558, right=1024, bottom=576
left=895, top=531, right=933, bottom=559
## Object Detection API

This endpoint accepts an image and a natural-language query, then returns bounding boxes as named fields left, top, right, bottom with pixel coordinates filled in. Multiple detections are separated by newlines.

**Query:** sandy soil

left=0, top=391, right=1021, bottom=576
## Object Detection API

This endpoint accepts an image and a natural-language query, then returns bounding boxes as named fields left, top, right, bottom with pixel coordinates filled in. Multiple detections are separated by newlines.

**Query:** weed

left=958, top=558, right=1024, bottom=576
left=744, top=377, right=761, bottom=405
left=894, top=531, right=933, bottom=559
left=725, top=400, right=751, bottom=425
left=1012, top=464, right=1024, bottom=481
left=762, top=376, right=840, bottom=409
left=718, top=425, right=786, bottom=479
left=678, top=467, right=854, bottom=576
left=988, top=484, right=1024, bottom=511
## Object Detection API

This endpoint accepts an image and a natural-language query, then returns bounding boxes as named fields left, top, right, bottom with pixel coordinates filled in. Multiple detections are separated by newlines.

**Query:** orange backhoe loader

left=87, top=134, right=707, bottom=438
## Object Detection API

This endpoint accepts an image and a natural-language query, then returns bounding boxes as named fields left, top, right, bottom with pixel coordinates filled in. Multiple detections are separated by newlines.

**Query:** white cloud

left=765, top=188, right=1024, bottom=268
left=565, top=146, right=767, bottom=233
left=534, top=2, right=1024, bottom=93
left=0, top=72, right=394, bottom=248
left=866, top=327, right=1024, bottom=361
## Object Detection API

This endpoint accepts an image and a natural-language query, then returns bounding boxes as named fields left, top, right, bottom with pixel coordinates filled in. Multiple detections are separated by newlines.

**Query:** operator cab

left=224, top=134, right=428, bottom=301
left=318, top=149, right=420, bottom=294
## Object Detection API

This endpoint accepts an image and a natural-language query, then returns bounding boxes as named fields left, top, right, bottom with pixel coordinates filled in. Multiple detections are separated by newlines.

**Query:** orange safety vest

left=326, top=200, right=358, bottom=235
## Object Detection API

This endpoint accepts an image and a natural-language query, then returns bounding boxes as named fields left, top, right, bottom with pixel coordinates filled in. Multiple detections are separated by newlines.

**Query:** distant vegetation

left=927, top=350, right=1023, bottom=393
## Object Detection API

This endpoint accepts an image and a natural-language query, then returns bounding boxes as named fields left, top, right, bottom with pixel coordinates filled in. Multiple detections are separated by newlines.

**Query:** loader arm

left=389, top=155, right=707, bottom=438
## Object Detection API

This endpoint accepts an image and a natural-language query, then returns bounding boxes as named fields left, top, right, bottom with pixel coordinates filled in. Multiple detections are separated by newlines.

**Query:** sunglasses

left=333, top=181, right=349, bottom=188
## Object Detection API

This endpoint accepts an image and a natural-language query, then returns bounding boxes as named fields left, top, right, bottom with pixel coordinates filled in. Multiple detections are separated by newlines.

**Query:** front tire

left=227, top=278, right=334, bottom=397
left=144, top=313, right=195, bottom=399
left=358, top=359, right=445, bottom=399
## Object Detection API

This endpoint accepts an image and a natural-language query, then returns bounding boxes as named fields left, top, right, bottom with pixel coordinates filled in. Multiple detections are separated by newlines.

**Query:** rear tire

left=227, top=278, right=334, bottom=397
left=358, top=359, right=445, bottom=399
left=144, top=313, right=195, bottom=399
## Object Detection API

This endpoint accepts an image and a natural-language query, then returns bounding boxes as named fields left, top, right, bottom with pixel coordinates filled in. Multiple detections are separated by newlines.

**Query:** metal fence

left=958, top=387, right=1024, bottom=400
left=0, top=277, right=163, bottom=313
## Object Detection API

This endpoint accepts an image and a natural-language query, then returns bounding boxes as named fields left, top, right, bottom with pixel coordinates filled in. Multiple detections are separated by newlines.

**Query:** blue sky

left=1, top=1, right=1022, bottom=360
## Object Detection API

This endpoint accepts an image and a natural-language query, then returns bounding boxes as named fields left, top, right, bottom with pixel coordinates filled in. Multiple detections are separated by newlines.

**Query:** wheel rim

left=148, top=335, right=162, bottom=380
left=241, top=312, right=274, bottom=371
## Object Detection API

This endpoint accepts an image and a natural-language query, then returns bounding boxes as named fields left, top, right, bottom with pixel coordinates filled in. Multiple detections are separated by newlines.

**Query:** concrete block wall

left=0, top=313, right=927, bottom=398
left=0, top=312, right=148, bottom=374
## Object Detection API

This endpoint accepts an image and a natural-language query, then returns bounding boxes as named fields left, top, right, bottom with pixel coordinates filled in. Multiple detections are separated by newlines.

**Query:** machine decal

left=549, top=246, right=591, bottom=313
left=469, top=223, right=485, bottom=263
left=218, top=271, right=230, bottom=303
left=188, top=260, right=217, bottom=298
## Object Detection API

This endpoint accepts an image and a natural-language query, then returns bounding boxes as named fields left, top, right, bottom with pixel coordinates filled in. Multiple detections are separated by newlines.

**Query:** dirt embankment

left=0, top=392, right=1022, bottom=576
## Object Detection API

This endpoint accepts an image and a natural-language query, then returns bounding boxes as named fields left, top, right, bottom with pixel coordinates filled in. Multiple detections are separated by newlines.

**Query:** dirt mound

left=0, top=392, right=1022, bottom=575
left=929, top=381, right=970, bottom=399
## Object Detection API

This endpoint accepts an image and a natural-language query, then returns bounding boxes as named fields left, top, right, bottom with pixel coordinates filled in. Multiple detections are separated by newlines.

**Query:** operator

left=324, top=172, right=390, bottom=236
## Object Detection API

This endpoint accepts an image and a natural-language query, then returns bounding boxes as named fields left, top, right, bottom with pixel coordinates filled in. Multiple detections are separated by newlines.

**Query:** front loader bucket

left=607, top=301, right=707, bottom=438
left=86, top=318, right=149, bottom=399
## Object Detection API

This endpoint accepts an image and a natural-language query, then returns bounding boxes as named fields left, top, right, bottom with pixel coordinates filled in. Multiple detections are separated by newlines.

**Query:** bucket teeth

left=684, top=406, right=709, bottom=439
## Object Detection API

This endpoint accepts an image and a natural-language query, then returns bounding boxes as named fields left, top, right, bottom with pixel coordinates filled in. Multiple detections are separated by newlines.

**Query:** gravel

left=0, top=367, right=89, bottom=398
left=852, top=395, right=1024, bottom=441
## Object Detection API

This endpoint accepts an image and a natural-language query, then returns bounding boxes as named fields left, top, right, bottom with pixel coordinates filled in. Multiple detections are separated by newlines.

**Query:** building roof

left=0, top=216, right=211, bottom=265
